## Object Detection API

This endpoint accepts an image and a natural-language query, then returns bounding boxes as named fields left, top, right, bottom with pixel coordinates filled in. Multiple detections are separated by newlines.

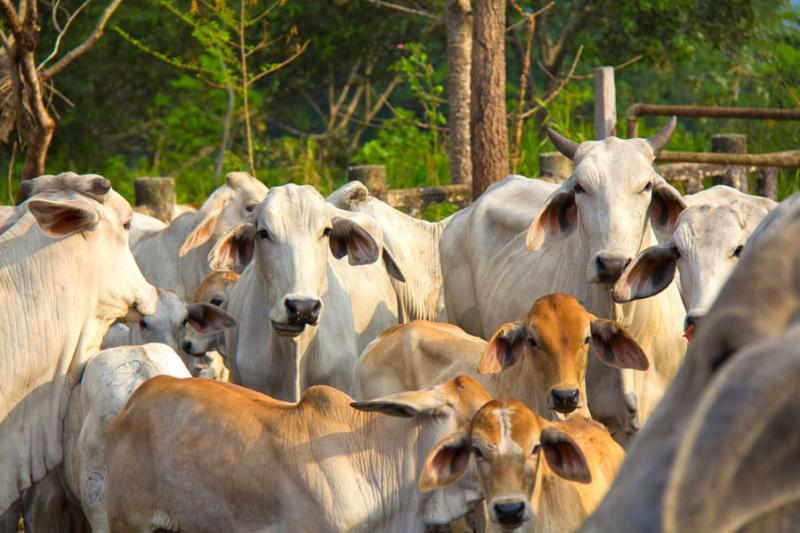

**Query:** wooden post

left=594, top=66, right=616, bottom=139
left=347, top=165, right=388, bottom=200
left=711, top=134, right=748, bottom=192
left=135, top=177, right=176, bottom=223
left=539, top=152, right=573, bottom=183
left=757, top=167, right=778, bottom=200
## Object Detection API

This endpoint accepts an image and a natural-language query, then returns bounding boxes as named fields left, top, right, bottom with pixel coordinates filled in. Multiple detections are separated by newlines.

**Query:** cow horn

left=88, top=176, right=112, bottom=197
left=647, top=116, right=677, bottom=155
left=15, top=180, right=36, bottom=205
left=546, top=128, right=579, bottom=160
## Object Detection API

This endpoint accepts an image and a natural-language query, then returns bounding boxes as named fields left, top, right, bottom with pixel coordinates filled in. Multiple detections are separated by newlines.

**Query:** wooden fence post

left=347, top=165, right=388, bottom=200
left=539, top=152, right=573, bottom=183
left=594, top=66, right=616, bottom=139
left=711, top=134, right=748, bottom=192
left=135, top=177, right=176, bottom=223
left=757, top=167, right=778, bottom=200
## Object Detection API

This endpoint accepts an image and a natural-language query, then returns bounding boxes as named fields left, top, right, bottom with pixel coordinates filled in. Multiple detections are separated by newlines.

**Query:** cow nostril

left=494, top=502, right=526, bottom=524
left=285, top=299, right=299, bottom=316
left=312, top=300, right=322, bottom=315
left=595, top=255, right=631, bottom=283
left=551, top=388, right=580, bottom=412
left=182, top=341, right=192, bottom=352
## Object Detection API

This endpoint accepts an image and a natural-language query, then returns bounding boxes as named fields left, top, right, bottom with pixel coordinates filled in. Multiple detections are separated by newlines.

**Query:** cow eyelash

left=245, top=204, right=257, bottom=213
left=574, top=183, right=585, bottom=194
left=257, top=228, right=270, bottom=240
left=733, top=245, right=744, bottom=258
left=642, top=182, right=653, bottom=193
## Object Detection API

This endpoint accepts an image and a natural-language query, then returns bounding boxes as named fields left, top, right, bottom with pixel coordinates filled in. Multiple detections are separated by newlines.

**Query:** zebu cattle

left=328, top=180, right=448, bottom=321
left=582, top=192, right=800, bottom=532
left=212, top=184, right=403, bottom=400
left=422, top=399, right=623, bottom=532
left=356, top=294, right=648, bottom=424
left=132, top=171, right=267, bottom=299
left=0, top=172, right=156, bottom=512
left=614, top=185, right=775, bottom=338
left=105, top=375, right=491, bottom=531
left=440, top=120, right=687, bottom=444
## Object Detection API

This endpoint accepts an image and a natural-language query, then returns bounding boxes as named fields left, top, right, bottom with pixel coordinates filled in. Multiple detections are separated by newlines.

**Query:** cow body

left=105, top=375, right=491, bottom=532
left=328, top=181, right=450, bottom=321
left=217, top=184, right=401, bottom=400
left=0, top=173, right=156, bottom=512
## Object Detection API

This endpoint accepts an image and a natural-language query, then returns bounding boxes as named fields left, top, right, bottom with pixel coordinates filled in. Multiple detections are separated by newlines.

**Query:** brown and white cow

left=356, top=293, right=648, bottom=428
left=422, top=399, right=624, bottom=532
left=105, top=375, right=491, bottom=531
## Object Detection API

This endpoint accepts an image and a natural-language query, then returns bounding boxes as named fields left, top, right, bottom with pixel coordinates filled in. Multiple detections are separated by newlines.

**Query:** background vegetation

left=1, top=0, right=798, bottom=208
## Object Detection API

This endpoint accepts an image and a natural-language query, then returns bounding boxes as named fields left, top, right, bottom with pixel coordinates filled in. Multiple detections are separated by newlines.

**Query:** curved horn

left=647, top=116, right=677, bottom=155
left=15, top=180, right=36, bottom=205
left=546, top=128, right=580, bottom=160
left=87, top=176, right=112, bottom=197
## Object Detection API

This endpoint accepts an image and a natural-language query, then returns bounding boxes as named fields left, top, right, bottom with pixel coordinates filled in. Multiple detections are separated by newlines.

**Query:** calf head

left=478, top=293, right=648, bottom=417
left=209, top=184, right=403, bottom=337
left=421, top=399, right=592, bottom=530
left=182, top=271, right=240, bottom=355
left=352, top=375, right=492, bottom=526
left=615, top=199, right=774, bottom=341
left=24, top=172, right=157, bottom=320
left=526, top=119, right=685, bottom=286
left=179, top=171, right=268, bottom=257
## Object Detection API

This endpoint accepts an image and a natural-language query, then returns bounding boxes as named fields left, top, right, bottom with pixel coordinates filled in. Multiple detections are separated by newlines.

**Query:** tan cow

left=422, top=399, right=624, bottom=532
left=105, top=375, right=492, bottom=531
left=356, top=294, right=648, bottom=428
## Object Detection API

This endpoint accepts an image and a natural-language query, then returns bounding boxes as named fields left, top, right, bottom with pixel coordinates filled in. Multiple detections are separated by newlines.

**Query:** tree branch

left=519, top=45, right=583, bottom=120
left=37, top=0, right=91, bottom=71
left=0, top=0, right=22, bottom=32
left=41, top=0, right=124, bottom=81
left=246, top=39, right=308, bottom=85
left=365, top=0, right=442, bottom=21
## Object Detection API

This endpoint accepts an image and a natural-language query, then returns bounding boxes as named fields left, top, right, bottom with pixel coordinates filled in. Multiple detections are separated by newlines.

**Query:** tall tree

left=470, top=0, right=508, bottom=198
left=445, top=0, right=472, bottom=186
left=0, top=0, right=124, bottom=183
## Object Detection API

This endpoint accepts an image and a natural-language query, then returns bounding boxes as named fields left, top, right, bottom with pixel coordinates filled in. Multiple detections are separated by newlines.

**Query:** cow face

left=26, top=174, right=158, bottom=321
left=526, top=119, right=685, bottom=286
left=615, top=201, right=773, bottom=340
left=179, top=171, right=267, bottom=257
left=182, top=271, right=239, bottom=355
left=352, top=375, right=492, bottom=526
left=478, top=293, right=648, bottom=417
left=421, top=399, right=591, bottom=530
left=209, top=184, right=403, bottom=337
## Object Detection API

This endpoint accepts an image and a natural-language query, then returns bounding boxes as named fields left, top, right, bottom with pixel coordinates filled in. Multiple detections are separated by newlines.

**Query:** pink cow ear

left=541, top=426, right=592, bottom=484
left=329, top=216, right=380, bottom=266
left=526, top=181, right=578, bottom=251
left=589, top=319, right=649, bottom=371
left=419, top=432, right=471, bottom=491
left=27, top=198, right=100, bottom=238
left=186, top=303, right=236, bottom=333
left=208, top=222, right=255, bottom=273
left=479, top=322, right=528, bottom=374
left=613, top=242, right=679, bottom=303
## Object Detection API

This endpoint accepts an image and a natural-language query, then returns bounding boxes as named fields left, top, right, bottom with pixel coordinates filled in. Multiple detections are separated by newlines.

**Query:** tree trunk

left=470, top=0, right=509, bottom=199
left=445, top=0, right=473, bottom=186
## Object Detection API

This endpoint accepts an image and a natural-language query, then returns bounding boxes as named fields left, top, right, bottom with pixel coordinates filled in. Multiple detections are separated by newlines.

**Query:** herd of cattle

left=2, top=117, right=799, bottom=532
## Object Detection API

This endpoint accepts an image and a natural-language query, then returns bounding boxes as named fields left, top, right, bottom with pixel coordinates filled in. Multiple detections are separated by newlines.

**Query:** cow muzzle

left=272, top=296, right=322, bottom=336
left=548, top=388, right=581, bottom=414
left=592, top=253, right=631, bottom=285
left=490, top=498, right=530, bottom=529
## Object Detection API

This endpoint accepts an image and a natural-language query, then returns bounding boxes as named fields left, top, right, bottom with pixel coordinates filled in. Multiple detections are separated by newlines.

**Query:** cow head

left=478, top=293, right=648, bottom=416
left=421, top=399, right=593, bottom=530
left=182, top=271, right=239, bottom=356
left=352, top=375, right=492, bottom=526
left=209, top=184, right=404, bottom=337
left=24, top=172, right=157, bottom=321
left=526, top=118, right=685, bottom=286
left=179, top=171, right=268, bottom=257
left=615, top=196, right=775, bottom=341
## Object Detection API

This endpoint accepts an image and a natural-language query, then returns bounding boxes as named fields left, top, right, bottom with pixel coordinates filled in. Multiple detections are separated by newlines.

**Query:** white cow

left=0, top=172, right=157, bottom=513
left=212, top=184, right=403, bottom=401
left=132, top=171, right=267, bottom=299
left=328, top=180, right=450, bottom=321
left=614, top=185, right=775, bottom=338
left=440, top=120, right=687, bottom=445
left=102, top=287, right=235, bottom=378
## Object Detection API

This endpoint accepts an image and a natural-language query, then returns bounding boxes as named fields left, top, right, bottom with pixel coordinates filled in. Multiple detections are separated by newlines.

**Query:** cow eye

left=584, top=336, right=591, bottom=344
left=532, top=444, right=541, bottom=455
left=257, top=228, right=270, bottom=240
left=472, top=446, right=484, bottom=458
left=139, top=319, right=148, bottom=330
left=733, top=245, right=744, bottom=258
left=526, top=336, right=538, bottom=347
left=123, top=220, right=131, bottom=231
left=245, top=204, right=257, bottom=214
left=574, top=183, right=585, bottom=194
left=210, top=297, right=223, bottom=306
left=322, top=227, right=332, bottom=238
left=642, top=182, right=653, bottom=193
left=182, top=318, right=189, bottom=327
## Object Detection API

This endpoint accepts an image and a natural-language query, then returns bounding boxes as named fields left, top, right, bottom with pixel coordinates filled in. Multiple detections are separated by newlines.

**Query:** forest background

left=0, top=0, right=798, bottom=219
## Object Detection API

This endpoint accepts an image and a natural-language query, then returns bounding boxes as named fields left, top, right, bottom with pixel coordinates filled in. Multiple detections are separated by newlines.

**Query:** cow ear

left=541, top=426, right=592, bottom=484
left=27, top=198, right=100, bottom=238
left=208, top=222, right=255, bottom=273
left=186, top=303, right=236, bottom=333
left=613, top=242, right=679, bottom=303
left=382, top=248, right=406, bottom=282
left=420, top=432, right=471, bottom=492
left=330, top=216, right=380, bottom=265
left=351, top=388, right=445, bottom=418
left=649, top=179, right=686, bottom=236
left=180, top=190, right=233, bottom=257
left=526, top=181, right=577, bottom=251
left=479, top=322, right=528, bottom=374
left=589, top=319, right=649, bottom=371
